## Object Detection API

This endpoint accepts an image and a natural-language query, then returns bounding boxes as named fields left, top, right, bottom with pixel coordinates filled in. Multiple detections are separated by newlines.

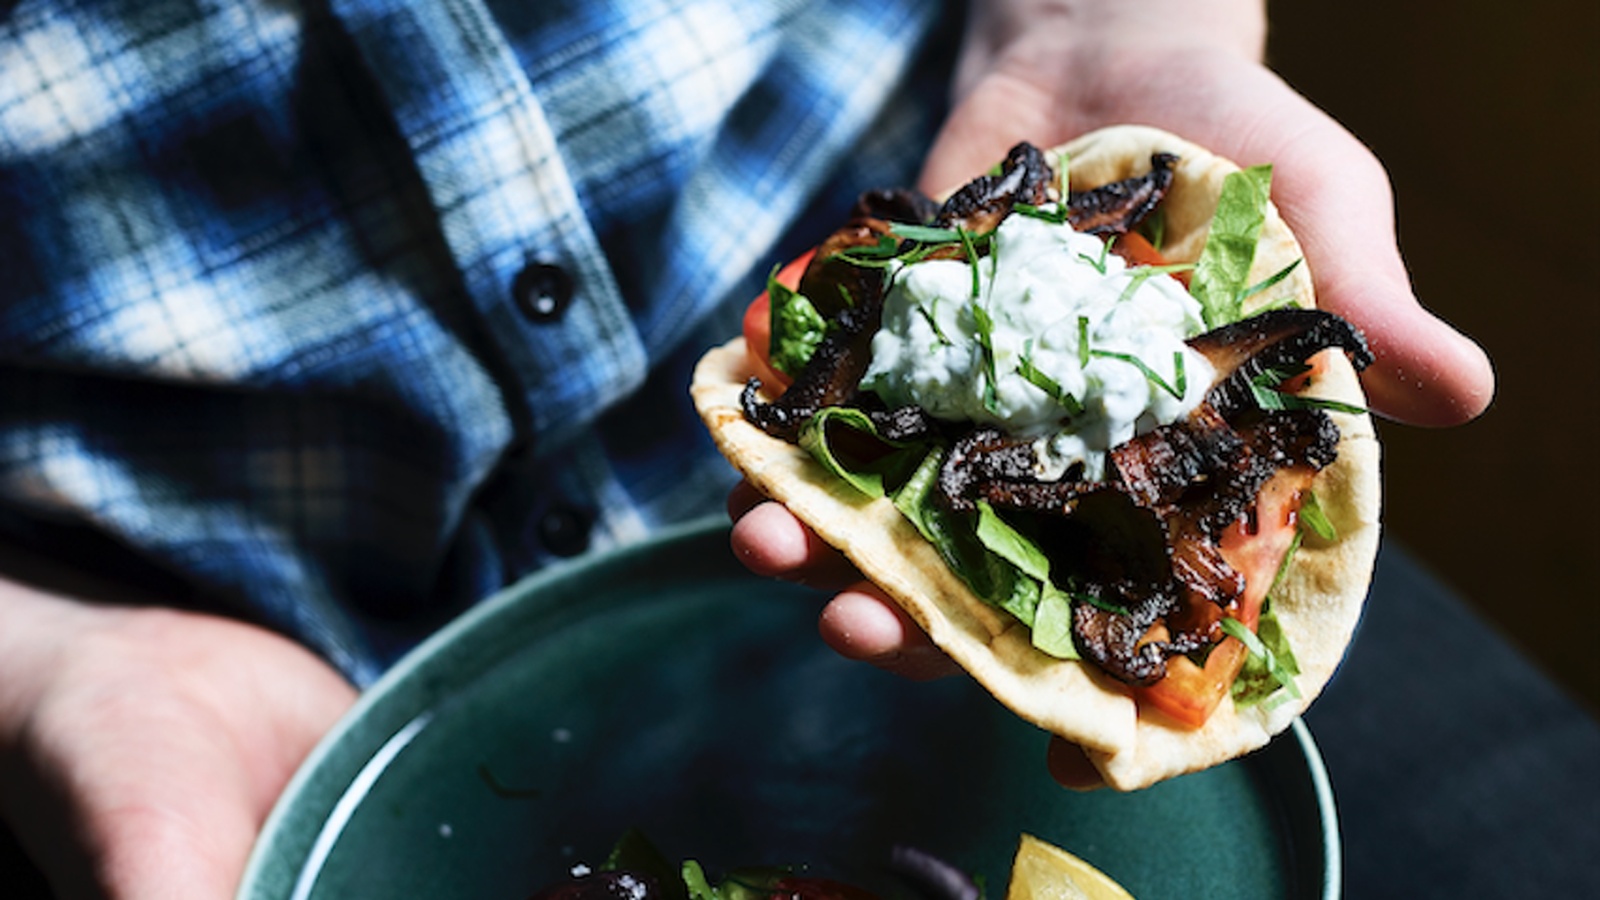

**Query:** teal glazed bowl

left=238, top=517, right=1339, bottom=900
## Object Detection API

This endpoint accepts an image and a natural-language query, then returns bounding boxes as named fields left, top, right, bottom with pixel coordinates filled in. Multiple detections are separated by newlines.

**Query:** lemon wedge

left=1004, top=833, right=1136, bottom=900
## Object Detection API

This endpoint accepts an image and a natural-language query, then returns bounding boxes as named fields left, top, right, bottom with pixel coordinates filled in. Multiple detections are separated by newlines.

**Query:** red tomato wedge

left=742, top=250, right=815, bottom=394
left=1134, top=467, right=1310, bottom=728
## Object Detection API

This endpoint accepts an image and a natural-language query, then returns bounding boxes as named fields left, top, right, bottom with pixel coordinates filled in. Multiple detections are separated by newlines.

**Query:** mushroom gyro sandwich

left=691, top=125, right=1380, bottom=790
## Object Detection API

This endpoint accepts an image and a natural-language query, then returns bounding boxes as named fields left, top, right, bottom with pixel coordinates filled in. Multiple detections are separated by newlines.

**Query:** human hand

left=728, top=485, right=1106, bottom=787
left=919, top=0, right=1494, bottom=427
left=734, top=0, right=1491, bottom=791
left=0, top=580, right=357, bottom=899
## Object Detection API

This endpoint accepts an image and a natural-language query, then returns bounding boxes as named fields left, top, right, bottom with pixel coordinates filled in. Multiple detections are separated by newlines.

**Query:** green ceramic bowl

left=238, top=517, right=1339, bottom=900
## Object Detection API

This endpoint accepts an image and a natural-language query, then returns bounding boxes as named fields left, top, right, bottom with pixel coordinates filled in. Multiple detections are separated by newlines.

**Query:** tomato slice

left=1135, top=468, right=1310, bottom=728
left=741, top=250, right=815, bottom=394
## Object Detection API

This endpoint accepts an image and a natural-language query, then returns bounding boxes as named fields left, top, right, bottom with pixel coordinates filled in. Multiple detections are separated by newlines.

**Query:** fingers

left=726, top=486, right=958, bottom=679
left=1251, top=100, right=1496, bottom=425
left=818, top=583, right=960, bottom=681
left=922, top=47, right=1496, bottom=427
left=727, top=492, right=861, bottom=591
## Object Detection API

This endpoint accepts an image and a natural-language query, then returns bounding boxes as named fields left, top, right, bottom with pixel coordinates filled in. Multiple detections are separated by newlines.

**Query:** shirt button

left=511, top=261, right=574, bottom=322
left=538, top=505, right=591, bottom=557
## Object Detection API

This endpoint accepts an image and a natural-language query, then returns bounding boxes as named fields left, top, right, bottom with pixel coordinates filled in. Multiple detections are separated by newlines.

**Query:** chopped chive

left=959, top=227, right=982, bottom=298
left=1018, top=339, right=1085, bottom=416
left=1053, top=150, right=1070, bottom=197
left=915, top=301, right=953, bottom=346
left=1077, top=236, right=1111, bottom=275
left=1250, top=367, right=1368, bottom=415
left=1014, top=202, right=1070, bottom=225
left=971, top=303, right=1001, bottom=414
left=1116, top=263, right=1196, bottom=303
left=837, top=234, right=900, bottom=260
left=1071, top=591, right=1132, bottom=618
left=1077, top=315, right=1090, bottom=369
left=891, top=223, right=965, bottom=244
left=1297, top=490, right=1337, bottom=540
left=1237, top=257, right=1303, bottom=305
left=1089, top=349, right=1186, bottom=400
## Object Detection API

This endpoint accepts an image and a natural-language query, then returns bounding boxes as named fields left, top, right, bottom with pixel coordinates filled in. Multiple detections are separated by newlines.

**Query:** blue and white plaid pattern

left=0, top=0, right=954, bottom=683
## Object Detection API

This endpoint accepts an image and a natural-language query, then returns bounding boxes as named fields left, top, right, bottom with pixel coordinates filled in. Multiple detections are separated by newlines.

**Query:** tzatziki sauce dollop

left=860, top=211, right=1215, bottom=482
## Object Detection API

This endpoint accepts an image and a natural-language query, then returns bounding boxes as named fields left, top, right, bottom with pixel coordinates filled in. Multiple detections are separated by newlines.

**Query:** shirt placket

left=325, top=0, right=646, bottom=454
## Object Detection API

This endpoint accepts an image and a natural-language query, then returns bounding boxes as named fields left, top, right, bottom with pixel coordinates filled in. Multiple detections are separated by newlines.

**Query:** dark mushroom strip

left=1068, top=576, right=1184, bottom=682
left=1187, top=308, right=1373, bottom=418
left=1066, top=152, right=1178, bottom=235
left=799, top=217, right=896, bottom=319
left=1108, top=404, right=1247, bottom=511
left=863, top=401, right=941, bottom=443
left=1235, top=407, right=1339, bottom=470
left=978, top=475, right=1093, bottom=515
left=852, top=187, right=939, bottom=225
left=741, top=301, right=880, bottom=442
left=934, top=142, right=1053, bottom=234
left=937, top=426, right=1041, bottom=510
left=1166, top=525, right=1245, bottom=610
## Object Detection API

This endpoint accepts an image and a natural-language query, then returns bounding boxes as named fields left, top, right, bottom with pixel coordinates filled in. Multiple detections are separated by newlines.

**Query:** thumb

left=1267, top=118, right=1495, bottom=426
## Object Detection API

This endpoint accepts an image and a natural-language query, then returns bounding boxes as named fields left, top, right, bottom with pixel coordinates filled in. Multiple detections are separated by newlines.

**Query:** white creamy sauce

left=861, top=211, right=1215, bottom=481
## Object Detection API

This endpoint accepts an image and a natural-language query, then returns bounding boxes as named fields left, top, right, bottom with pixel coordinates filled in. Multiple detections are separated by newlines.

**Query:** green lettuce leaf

left=975, top=500, right=1050, bottom=582
left=798, top=407, right=922, bottom=500
left=1190, top=164, right=1273, bottom=328
left=1032, top=584, right=1081, bottom=660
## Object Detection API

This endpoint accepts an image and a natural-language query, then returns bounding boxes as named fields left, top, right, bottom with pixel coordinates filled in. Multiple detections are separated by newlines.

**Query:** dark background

left=1268, top=1, right=1599, bottom=712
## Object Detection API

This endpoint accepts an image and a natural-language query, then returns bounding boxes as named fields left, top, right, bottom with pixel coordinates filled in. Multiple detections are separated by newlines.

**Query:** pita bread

left=691, top=125, right=1380, bottom=790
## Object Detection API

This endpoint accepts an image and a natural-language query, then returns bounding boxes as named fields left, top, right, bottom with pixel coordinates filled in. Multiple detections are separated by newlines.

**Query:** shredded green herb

left=765, top=264, right=828, bottom=377
left=1090, top=348, right=1187, bottom=400
left=915, top=301, right=954, bottom=346
left=1116, top=262, right=1196, bottom=304
left=1250, top=366, right=1368, bottom=415
left=1237, top=257, right=1302, bottom=307
left=1298, top=489, right=1337, bottom=541
left=971, top=302, right=1002, bottom=414
left=1018, top=339, right=1085, bottom=416
left=1072, top=590, right=1132, bottom=618
left=1078, top=236, right=1112, bottom=275
left=1225, top=613, right=1303, bottom=709
left=1013, top=202, right=1070, bottom=225
left=891, top=222, right=966, bottom=244
left=959, top=226, right=983, bottom=298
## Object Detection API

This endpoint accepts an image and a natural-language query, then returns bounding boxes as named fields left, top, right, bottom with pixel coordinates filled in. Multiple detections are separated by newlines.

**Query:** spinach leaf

left=766, top=265, right=828, bottom=377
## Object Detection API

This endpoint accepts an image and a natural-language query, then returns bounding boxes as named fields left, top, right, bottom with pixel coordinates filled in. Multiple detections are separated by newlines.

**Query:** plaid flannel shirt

left=0, top=0, right=955, bottom=683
